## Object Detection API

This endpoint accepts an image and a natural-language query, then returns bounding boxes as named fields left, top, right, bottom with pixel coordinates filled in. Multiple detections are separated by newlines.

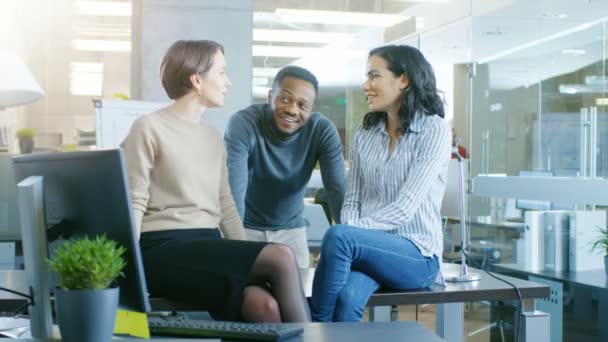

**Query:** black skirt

left=140, top=229, right=267, bottom=321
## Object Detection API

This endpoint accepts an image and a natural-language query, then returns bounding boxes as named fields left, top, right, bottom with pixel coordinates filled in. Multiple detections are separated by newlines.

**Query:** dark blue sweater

left=224, top=103, right=345, bottom=230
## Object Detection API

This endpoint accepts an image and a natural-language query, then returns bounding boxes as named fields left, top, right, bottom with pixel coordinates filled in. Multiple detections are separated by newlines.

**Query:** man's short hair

left=271, top=66, right=319, bottom=94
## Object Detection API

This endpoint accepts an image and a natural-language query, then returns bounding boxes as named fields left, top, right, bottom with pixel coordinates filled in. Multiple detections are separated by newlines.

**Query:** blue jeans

left=310, top=224, right=439, bottom=322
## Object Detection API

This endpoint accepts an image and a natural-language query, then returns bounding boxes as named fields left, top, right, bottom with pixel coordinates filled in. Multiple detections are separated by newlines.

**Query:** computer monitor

left=0, top=155, right=21, bottom=242
left=12, top=150, right=151, bottom=315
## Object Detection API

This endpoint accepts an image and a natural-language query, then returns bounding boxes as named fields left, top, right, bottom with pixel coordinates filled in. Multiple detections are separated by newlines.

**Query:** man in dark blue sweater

left=224, top=66, right=346, bottom=268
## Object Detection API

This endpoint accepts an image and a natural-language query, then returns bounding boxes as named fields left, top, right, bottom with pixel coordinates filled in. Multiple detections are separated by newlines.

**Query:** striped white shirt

left=341, top=112, right=451, bottom=260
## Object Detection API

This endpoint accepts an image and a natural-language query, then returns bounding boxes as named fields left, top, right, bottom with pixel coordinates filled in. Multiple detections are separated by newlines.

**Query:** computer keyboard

left=148, top=315, right=304, bottom=341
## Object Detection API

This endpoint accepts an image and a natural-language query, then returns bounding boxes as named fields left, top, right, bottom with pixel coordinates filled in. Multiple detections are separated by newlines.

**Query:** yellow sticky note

left=114, top=309, right=150, bottom=339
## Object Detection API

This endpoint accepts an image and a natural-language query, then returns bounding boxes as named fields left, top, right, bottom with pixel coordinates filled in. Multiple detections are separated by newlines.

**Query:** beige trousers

left=244, top=227, right=310, bottom=268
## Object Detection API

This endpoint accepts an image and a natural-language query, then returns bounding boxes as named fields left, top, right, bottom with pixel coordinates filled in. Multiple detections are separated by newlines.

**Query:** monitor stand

left=16, top=176, right=53, bottom=338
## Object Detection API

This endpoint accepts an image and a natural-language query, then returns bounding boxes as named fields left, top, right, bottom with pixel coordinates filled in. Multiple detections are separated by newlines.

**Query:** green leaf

left=47, top=235, right=126, bottom=290
left=590, top=226, right=608, bottom=256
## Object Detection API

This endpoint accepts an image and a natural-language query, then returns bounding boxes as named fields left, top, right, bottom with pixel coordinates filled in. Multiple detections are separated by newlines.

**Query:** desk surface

left=446, top=216, right=525, bottom=231
left=10, top=321, right=443, bottom=341
left=0, top=265, right=549, bottom=311
left=299, top=264, right=548, bottom=306
left=493, top=263, right=608, bottom=290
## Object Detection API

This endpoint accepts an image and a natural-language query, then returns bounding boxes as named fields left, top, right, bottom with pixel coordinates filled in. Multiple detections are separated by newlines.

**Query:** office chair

left=303, top=203, right=331, bottom=264
left=313, top=188, right=332, bottom=224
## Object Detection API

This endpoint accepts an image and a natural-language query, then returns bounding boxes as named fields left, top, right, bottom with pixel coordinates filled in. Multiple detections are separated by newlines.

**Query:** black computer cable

left=0, top=286, right=34, bottom=318
left=460, top=250, right=523, bottom=342
left=10, top=300, right=32, bottom=318
left=0, top=287, right=31, bottom=300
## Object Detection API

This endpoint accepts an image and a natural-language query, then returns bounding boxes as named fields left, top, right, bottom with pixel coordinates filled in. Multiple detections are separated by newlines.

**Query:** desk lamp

left=0, top=51, right=45, bottom=110
left=445, top=141, right=481, bottom=282
left=0, top=51, right=45, bottom=150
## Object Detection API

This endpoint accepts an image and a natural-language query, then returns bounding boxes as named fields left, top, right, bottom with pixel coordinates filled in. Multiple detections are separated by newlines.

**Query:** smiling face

left=268, top=76, right=316, bottom=136
left=361, top=55, right=408, bottom=115
left=197, top=50, right=231, bottom=108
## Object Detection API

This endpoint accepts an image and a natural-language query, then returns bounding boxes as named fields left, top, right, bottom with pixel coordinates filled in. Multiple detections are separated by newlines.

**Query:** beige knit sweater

left=120, top=109, right=245, bottom=240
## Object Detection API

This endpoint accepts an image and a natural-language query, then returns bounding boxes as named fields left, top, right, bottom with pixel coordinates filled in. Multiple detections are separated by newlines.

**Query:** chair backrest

left=303, top=203, right=331, bottom=242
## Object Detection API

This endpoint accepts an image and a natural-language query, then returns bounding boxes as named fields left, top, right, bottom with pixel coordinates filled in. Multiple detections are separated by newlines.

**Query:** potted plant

left=47, top=235, right=126, bottom=342
left=16, top=128, right=36, bottom=154
left=591, top=226, right=608, bottom=274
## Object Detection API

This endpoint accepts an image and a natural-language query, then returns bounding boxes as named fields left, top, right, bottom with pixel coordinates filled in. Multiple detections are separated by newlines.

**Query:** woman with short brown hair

left=121, top=40, right=310, bottom=323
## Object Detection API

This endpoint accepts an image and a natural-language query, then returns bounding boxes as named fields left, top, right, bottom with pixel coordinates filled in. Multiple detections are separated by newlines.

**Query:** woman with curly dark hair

left=311, top=45, right=451, bottom=322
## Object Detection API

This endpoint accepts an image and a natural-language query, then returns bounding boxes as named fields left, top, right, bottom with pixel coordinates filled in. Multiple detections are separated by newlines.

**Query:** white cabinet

left=94, top=99, right=168, bottom=149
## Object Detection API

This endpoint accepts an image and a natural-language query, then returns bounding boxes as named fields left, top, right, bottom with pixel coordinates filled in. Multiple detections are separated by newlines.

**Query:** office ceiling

left=252, top=0, right=608, bottom=90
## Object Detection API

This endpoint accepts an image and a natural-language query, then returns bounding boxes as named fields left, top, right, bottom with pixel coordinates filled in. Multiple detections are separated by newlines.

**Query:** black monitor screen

left=12, top=149, right=150, bottom=312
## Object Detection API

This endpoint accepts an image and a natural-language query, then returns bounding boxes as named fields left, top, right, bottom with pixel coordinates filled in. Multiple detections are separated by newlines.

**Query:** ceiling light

left=253, top=67, right=280, bottom=78
left=561, top=49, right=586, bottom=55
left=585, top=75, right=607, bottom=85
left=252, top=86, right=271, bottom=98
left=541, top=12, right=568, bottom=19
left=253, top=45, right=318, bottom=58
left=482, top=28, right=505, bottom=36
left=76, top=25, right=131, bottom=37
left=72, top=39, right=131, bottom=52
left=559, top=84, right=605, bottom=94
left=490, top=103, right=503, bottom=112
left=390, top=0, right=449, bottom=2
left=253, top=45, right=365, bottom=59
left=252, top=77, right=269, bottom=86
left=78, top=30, right=131, bottom=37
left=76, top=1, right=131, bottom=16
left=273, top=8, right=409, bottom=27
left=559, top=85, right=578, bottom=94
left=253, top=29, right=354, bottom=44
left=479, top=17, right=607, bottom=64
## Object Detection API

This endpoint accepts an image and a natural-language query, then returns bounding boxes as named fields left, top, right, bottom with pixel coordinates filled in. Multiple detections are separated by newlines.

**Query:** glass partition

left=467, top=19, right=607, bottom=342
left=470, top=19, right=607, bottom=216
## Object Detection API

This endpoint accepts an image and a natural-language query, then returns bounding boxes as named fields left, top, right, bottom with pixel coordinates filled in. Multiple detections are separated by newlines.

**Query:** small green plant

left=59, top=143, right=78, bottom=152
left=47, top=235, right=126, bottom=290
left=16, top=128, right=36, bottom=139
left=591, top=226, right=608, bottom=256
left=112, top=92, right=129, bottom=100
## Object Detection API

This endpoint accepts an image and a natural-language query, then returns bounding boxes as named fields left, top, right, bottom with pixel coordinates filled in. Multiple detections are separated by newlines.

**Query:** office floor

left=362, top=304, right=494, bottom=342
left=364, top=303, right=603, bottom=342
